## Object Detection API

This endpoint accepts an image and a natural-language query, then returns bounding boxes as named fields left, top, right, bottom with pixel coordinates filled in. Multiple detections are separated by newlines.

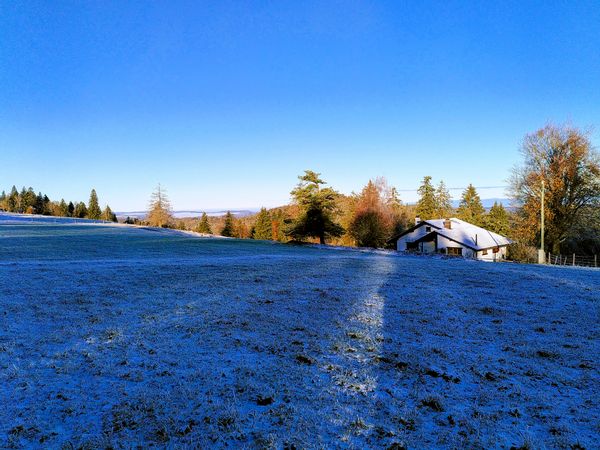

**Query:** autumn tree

left=88, top=189, right=101, bottom=219
left=349, top=180, right=393, bottom=248
left=286, top=170, right=344, bottom=244
left=220, top=211, right=235, bottom=237
left=147, top=184, right=173, bottom=227
left=456, top=184, right=485, bottom=225
left=253, top=207, right=272, bottom=240
left=510, top=124, right=600, bottom=253
left=196, top=212, right=212, bottom=234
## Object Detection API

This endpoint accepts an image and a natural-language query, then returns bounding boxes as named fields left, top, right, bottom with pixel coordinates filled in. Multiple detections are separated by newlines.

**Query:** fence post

left=595, top=254, right=597, bottom=268
left=572, top=253, right=575, bottom=266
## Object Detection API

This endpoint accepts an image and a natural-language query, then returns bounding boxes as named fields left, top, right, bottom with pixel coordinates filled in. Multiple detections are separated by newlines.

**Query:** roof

left=396, top=218, right=512, bottom=251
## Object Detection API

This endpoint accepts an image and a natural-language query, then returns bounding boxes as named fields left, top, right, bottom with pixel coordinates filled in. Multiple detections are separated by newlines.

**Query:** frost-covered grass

left=0, top=216, right=598, bottom=448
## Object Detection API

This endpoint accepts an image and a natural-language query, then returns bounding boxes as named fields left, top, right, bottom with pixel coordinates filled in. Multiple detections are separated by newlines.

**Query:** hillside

left=0, top=214, right=598, bottom=448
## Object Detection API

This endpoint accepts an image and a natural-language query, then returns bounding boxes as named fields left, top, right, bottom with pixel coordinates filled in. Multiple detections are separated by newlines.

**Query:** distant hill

left=450, top=198, right=513, bottom=209
left=116, top=209, right=259, bottom=219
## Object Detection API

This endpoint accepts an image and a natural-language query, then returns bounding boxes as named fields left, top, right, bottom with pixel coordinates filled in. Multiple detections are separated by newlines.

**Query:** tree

left=7, top=186, right=18, bottom=212
left=415, top=176, right=437, bottom=220
left=349, top=180, right=393, bottom=248
left=286, top=170, right=344, bottom=244
left=102, top=205, right=117, bottom=222
left=456, top=184, right=485, bottom=225
left=74, top=202, right=88, bottom=218
left=196, top=212, right=212, bottom=234
left=252, top=208, right=272, bottom=240
left=147, top=184, right=173, bottom=227
left=484, top=202, right=511, bottom=236
left=88, top=189, right=101, bottom=219
left=510, top=124, right=600, bottom=253
left=58, top=199, right=69, bottom=217
left=435, top=180, right=453, bottom=218
left=68, top=201, right=75, bottom=217
left=221, top=211, right=235, bottom=237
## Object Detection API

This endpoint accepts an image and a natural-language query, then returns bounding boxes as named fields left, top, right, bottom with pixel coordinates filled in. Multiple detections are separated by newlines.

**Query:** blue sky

left=1, top=1, right=599, bottom=211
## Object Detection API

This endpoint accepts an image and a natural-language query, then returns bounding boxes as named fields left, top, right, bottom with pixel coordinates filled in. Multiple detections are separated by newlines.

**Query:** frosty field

left=0, top=216, right=598, bottom=449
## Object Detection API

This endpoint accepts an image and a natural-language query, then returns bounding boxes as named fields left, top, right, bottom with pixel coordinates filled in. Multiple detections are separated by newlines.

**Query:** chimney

left=444, top=219, right=452, bottom=229
left=415, top=216, right=421, bottom=225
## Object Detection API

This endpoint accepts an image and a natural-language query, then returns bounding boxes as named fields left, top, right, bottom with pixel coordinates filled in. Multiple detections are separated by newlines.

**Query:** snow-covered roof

left=403, top=218, right=511, bottom=251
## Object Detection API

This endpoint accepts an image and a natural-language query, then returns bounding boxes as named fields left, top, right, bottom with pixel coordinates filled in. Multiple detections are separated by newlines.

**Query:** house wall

left=396, top=224, right=435, bottom=251
left=476, top=246, right=508, bottom=261
left=436, top=235, right=473, bottom=257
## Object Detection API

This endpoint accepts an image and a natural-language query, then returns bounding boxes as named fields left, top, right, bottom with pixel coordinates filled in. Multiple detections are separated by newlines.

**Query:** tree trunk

left=319, top=234, right=326, bottom=245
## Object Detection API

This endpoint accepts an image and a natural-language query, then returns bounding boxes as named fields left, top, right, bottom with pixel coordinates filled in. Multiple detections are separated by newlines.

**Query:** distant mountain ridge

left=116, top=209, right=259, bottom=219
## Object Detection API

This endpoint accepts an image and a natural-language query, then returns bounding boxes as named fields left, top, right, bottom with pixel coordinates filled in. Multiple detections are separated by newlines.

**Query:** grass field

left=0, top=215, right=598, bottom=448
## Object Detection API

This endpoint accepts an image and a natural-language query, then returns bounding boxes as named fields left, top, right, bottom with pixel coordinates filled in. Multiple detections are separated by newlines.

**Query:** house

left=394, top=217, right=512, bottom=261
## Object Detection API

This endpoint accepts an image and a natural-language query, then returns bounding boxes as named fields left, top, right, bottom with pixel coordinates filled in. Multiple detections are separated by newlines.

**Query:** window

left=482, top=249, right=488, bottom=255
left=493, top=247, right=500, bottom=253
left=446, top=247, right=462, bottom=256
left=425, top=226, right=432, bottom=232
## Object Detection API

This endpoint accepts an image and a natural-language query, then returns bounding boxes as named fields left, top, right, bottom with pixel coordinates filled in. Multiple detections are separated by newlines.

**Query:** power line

left=394, top=185, right=509, bottom=192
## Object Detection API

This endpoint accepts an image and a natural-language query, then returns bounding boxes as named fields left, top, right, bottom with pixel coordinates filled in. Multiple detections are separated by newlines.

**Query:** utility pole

left=538, top=179, right=546, bottom=264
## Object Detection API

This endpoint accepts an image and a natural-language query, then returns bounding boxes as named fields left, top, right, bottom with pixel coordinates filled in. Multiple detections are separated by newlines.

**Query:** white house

left=394, top=217, right=512, bottom=261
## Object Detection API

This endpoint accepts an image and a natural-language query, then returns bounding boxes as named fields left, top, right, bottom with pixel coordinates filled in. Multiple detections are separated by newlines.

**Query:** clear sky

left=1, top=1, right=599, bottom=211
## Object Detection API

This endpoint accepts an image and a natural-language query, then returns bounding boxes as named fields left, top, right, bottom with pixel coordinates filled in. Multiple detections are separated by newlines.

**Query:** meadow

left=0, top=215, right=598, bottom=448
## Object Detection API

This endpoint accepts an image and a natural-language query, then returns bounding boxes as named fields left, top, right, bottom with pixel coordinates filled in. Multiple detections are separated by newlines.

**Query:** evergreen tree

left=21, top=187, right=37, bottom=213
left=415, top=176, right=437, bottom=220
left=7, top=186, right=18, bottom=212
left=252, top=208, right=272, bottom=240
left=435, top=181, right=453, bottom=218
left=88, top=189, right=101, bottom=219
left=68, top=201, right=75, bottom=217
left=484, top=202, right=511, bottom=236
left=35, top=192, right=45, bottom=214
left=147, top=184, right=173, bottom=227
left=286, top=170, right=344, bottom=244
left=74, top=202, right=88, bottom=218
left=196, top=212, right=212, bottom=234
left=221, top=211, right=235, bottom=237
left=102, top=205, right=117, bottom=222
left=456, top=184, right=485, bottom=225
left=58, top=199, right=69, bottom=216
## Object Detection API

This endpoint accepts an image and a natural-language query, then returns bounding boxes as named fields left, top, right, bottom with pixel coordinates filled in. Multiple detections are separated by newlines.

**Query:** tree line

left=174, top=124, right=599, bottom=257
left=0, top=187, right=117, bottom=222
left=4, top=124, right=598, bottom=257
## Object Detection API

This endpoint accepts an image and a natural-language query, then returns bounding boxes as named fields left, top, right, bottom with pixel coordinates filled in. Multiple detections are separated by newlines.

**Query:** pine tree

left=102, top=205, right=117, bottom=222
left=88, top=189, right=101, bottom=219
left=286, top=170, right=344, bottom=244
left=74, top=201, right=88, bottom=218
left=147, top=184, right=173, bottom=227
left=221, top=211, right=235, bottom=237
left=435, top=181, right=453, bottom=218
left=58, top=199, right=69, bottom=217
left=68, top=201, right=75, bottom=217
left=484, top=202, right=511, bottom=236
left=196, top=212, right=212, bottom=234
left=252, top=207, right=272, bottom=240
left=415, top=176, right=437, bottom=220
left=456, top=184, right=485, bottom=225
